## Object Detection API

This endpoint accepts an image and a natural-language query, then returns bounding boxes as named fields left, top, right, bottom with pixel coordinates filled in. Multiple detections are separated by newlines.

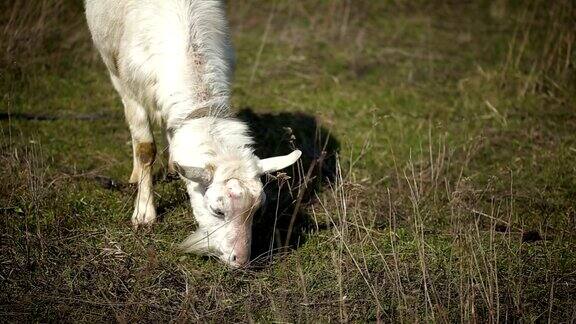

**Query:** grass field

left=1, top=0, right=575, bottom=322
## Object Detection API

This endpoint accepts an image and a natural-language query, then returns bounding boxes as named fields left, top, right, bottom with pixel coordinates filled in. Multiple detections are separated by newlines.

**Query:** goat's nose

left=229, top=253, right=249, bottom=267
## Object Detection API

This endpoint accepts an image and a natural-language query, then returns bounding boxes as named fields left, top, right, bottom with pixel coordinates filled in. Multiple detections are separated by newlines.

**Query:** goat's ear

left=173, top=162, right=213, bottom=185
left=258, top=150, right=302, bottom=174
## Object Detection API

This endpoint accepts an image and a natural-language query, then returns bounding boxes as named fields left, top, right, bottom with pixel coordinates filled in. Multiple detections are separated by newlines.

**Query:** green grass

left=1, top=0, right=575, bottom=322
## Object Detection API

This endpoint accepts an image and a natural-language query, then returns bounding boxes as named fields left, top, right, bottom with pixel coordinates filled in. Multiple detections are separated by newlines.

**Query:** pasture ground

left=1, top=0, right=575, bottom=322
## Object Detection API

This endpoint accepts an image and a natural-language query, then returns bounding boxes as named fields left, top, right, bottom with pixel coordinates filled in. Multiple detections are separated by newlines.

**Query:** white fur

left=85, top=0, right=300, bottom=267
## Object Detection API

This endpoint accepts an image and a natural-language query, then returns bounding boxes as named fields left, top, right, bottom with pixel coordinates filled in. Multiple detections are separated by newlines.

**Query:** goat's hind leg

left=165, top=129, right=177, bottom=178
left=122, top=95, right=157, bottom=227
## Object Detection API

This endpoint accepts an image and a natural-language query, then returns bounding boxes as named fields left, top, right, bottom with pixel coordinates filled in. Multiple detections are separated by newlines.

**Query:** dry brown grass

left=0, top=0, right=89, bottom=69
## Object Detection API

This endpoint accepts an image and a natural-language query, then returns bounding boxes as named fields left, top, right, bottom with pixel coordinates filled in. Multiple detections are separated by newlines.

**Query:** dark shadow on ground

left=237, top=108, right=339, bottom=265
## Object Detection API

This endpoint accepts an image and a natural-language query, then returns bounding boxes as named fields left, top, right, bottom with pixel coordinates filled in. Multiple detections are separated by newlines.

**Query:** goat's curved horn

left=258, top=150, right=302, bottom=174
left=173, top=162, right=213, bottom=185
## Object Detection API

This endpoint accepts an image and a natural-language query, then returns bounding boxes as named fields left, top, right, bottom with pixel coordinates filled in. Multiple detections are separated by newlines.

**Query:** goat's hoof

left=164, top=171, right=179, bottom=182
left=132, top=222, right=154, bottom=232
left=131, top=209, right=156, bottom=229
left=132, top=220, right=155, bottom=231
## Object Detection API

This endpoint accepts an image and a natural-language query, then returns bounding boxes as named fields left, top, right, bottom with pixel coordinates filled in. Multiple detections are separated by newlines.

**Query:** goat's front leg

left=122, top=96, right=157, bottom=227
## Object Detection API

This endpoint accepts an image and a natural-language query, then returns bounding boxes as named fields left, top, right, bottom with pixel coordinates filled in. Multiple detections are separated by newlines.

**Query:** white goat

left=85, top=0, right=301, bottom=267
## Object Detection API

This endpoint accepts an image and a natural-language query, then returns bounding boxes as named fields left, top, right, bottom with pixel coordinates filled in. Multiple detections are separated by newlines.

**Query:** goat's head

left=175, top=150, right=301, bottom=267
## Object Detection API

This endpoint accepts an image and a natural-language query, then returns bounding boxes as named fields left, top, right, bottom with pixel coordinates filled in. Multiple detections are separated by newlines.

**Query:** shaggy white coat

left=85, top=0, right=300, bottom=267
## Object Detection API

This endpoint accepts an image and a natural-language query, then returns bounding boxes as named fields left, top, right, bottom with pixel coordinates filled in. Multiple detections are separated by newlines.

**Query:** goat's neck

left=169, top=117, right=257, bottom=173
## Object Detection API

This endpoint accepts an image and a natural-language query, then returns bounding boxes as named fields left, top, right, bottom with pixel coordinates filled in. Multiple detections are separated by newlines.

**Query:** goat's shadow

left=236, top=108, right=339, bottom=264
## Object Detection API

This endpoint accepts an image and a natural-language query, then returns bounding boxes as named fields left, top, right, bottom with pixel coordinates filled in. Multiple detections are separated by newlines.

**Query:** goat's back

left=85, top=0, right=234, bottom=121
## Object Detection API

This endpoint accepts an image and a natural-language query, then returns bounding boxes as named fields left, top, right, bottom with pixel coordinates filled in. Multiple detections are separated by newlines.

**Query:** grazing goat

left=85, top=0, right=301, bottom=267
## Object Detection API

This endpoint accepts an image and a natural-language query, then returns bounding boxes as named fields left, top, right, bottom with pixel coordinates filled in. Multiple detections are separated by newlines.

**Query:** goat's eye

left=210, top=207, right=225, bottom=218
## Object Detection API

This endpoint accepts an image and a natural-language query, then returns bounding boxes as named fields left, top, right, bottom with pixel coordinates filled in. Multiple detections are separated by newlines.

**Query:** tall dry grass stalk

left=0, top=0, right=87, bottom=69
left=0, top=128, right=50, bottom=226
left=503, top=0, right=575, bottom=96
